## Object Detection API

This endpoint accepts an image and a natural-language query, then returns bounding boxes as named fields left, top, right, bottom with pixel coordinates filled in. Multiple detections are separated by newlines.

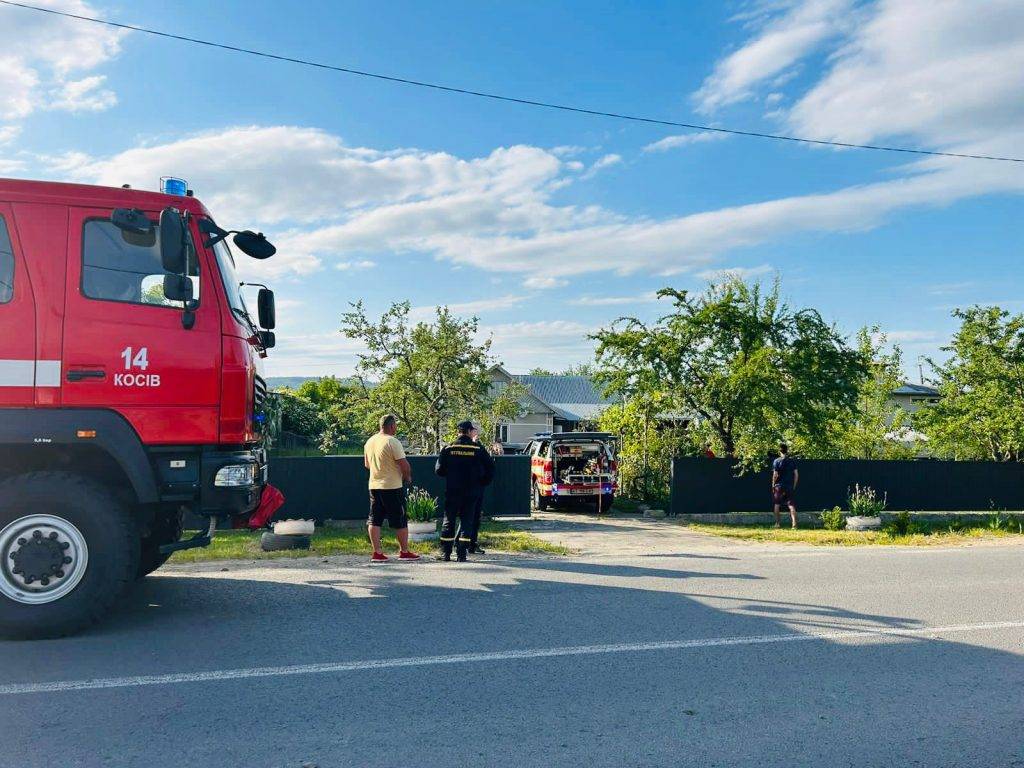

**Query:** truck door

left=0, top=204, right=35, bottom=407
left=61, top=207, right=222, bottom=444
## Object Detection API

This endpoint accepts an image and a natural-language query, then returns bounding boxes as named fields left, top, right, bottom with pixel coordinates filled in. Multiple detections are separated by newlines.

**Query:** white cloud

left=927, top=281, right=977, bottom=296
left=694, top=0, right=854, bottom=113
left=47, top=75, right=116, bottom=113
left=787, top=0, right=1024, bottom=150
left=580, top=153, right=622, bottom=179
left=408, top=294, right=527, bottom=321
left=0, top=125, right=22, bottom=145
left=263, top=330, right=365, bottom=377
left=336, top=260, right=376, bottom=271
left=482, top=320, right=595, bottom=373
left=696, top=264, right=774, bottom=282
left=0, top=0, right=125, bottom=121
left=642, top=132, right=727, bottom=153
left=46, top=120, right=1024, bottom=287
left=524, top=276, right=569, bottom=290
left=885, top=330, right=941, bottom=344
left=568, top=292, right=660, bottom=307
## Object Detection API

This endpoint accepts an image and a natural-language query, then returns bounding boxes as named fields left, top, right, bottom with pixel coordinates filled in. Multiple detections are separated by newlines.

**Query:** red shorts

left=772, top=485, right=795, bottom=506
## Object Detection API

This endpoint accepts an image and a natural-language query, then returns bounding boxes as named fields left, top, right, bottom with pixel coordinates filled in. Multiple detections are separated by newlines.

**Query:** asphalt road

left=1, top=517, right=1022, bottom=768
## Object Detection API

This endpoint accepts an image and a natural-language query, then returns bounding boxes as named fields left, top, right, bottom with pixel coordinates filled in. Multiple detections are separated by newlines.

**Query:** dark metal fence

left=269, top=455, right=531, bottom=522
left=670, top=457, right=1024, bottom=515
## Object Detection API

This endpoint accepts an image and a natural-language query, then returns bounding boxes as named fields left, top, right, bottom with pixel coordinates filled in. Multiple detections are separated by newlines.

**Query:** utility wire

left=2, top=0, right=1021, bottom=164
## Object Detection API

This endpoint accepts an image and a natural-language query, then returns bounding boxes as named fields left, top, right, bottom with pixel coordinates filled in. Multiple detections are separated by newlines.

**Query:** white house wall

left=507, top=412, right=553, bottom=444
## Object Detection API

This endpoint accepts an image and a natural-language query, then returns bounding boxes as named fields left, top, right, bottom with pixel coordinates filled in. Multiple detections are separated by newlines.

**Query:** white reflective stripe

left=0, top=360, right=34, bottom=386
left=0, top=359, right=61, bottom=387
left=34, top=360, right=61, bottom=387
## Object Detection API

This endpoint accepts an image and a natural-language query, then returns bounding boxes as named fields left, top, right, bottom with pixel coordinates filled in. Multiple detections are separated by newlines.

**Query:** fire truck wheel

left=137, top=512, right=182, bottom=579
left=0, top=471, right=139, bottom=640
left=260, top=532, right=311, bottom=551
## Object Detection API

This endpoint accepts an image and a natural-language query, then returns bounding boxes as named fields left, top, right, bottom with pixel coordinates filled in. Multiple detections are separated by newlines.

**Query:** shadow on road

left=1, top=550, right=1021, bottom=768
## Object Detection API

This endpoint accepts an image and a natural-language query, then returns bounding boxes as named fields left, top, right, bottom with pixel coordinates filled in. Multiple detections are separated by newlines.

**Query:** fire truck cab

left=0, top=177, right=277, bottom=639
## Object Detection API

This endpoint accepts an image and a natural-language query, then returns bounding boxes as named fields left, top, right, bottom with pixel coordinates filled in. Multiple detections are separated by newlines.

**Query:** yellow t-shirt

left=364, top=433, right=406, bottom=490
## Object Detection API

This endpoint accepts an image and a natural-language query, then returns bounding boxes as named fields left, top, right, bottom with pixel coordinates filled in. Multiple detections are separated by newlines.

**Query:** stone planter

left=846, top=515, right=882, bottom=531
left=408, top=520, right=438, bottom=541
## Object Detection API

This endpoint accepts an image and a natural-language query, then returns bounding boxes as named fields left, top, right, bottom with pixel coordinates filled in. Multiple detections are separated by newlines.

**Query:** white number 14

left=120, top=346, right=149, bottom=371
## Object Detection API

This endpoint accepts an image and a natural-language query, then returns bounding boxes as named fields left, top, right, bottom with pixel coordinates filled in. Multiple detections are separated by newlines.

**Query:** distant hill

left=266, top=376, right=366, bottom=390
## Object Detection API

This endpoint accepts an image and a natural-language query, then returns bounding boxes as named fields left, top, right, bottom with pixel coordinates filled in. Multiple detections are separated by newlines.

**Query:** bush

left=820, top=506, right=846, bottom=531
left=885, top=511, right=923, bottom=537
left=848, top=484, right=886, bottom=517
left=405, top=487, right=439, bottom=523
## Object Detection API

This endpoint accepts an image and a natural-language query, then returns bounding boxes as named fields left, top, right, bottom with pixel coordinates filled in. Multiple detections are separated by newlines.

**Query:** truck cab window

left=0, top=216, right=13, bottom=303
left=82, top=219, right=200, bottom=306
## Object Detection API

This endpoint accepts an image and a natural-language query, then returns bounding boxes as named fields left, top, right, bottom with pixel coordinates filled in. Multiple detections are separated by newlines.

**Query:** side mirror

left=111, top=208, right=153, bottom=235
left=233, top=230, right=276, bottom=260
left=159, top=208, right=187, bottom=274
left=257, top=288, right=276, bottom=329
left=162, top=273, right=194, bottom=303
left=258, top=330, right=276, bottom=349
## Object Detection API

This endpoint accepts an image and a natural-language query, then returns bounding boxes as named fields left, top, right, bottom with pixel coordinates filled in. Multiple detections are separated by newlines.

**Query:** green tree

left=827, top=328, right=916, bottom=459
left=295, top=377, right=369, bottom=454
left=917, top=306, right=1024, bottom=461
left=597, top=393, right=688, bottom=504
left=342, top=301, right=522, bottom=453
left=593, top=277, right=867, bottom=468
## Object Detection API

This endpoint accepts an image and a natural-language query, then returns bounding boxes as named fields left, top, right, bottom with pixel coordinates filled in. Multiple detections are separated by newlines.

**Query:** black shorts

left=368, top=488, right=408, bottom=529
left=772, top=485, right=795, bottom=506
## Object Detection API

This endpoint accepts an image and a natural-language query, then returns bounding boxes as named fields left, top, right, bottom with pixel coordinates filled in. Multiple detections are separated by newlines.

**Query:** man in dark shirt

left=771, top=443, right=799, bottom=529
left=435, top=420, right=495, bottom=562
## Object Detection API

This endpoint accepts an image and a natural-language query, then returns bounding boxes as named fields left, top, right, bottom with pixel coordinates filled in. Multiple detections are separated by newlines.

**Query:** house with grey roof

left=488, top=366, right=618, bottom=447
left=889, top=383, right=942, bottom=414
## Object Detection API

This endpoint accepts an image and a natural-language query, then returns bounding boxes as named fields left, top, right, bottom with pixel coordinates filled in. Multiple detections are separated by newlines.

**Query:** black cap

left=457, top=420, right=475, bottom=432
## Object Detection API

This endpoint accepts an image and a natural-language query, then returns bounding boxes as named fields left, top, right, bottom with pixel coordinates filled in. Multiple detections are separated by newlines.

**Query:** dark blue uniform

left=435, top=435, right=494, bottom=560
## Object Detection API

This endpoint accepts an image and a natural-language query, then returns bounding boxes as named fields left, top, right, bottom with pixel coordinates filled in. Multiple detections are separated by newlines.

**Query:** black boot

left=456, top=545, right=468, bottom=562
left=437, top=542, right=452, bottom=562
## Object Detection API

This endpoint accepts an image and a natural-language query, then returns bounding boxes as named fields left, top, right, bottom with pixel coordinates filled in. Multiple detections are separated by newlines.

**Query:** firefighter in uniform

left=436, top=420, right=495, bottom=561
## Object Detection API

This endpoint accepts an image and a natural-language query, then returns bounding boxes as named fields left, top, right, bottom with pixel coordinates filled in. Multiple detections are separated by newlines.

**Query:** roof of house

left=489, top=366, right=690, bottom=422
left=506, top=373, right=616, bottom=422
left=891, top=383, right=941, bottom=396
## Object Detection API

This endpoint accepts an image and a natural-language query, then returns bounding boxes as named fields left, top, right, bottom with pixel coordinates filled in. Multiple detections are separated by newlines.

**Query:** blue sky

left=1, top=0, right=1022, bottom=377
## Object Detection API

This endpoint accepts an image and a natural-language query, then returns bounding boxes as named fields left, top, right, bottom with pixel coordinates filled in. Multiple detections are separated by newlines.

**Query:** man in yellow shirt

left=363, top=414, right=417, bottom=562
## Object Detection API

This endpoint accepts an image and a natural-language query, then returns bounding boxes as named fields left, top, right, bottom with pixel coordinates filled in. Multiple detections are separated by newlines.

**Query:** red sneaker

left=398, top=550, right=421, bottom=560
left=370, top=551, right=389, bottom=562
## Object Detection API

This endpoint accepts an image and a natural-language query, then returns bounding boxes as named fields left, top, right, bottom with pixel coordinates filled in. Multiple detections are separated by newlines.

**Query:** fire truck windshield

left=210, top=234, right=250, bottom=320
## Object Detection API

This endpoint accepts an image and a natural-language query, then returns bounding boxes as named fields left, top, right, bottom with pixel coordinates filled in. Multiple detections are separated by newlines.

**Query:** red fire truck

left=0, top=177, right=277, bottom=639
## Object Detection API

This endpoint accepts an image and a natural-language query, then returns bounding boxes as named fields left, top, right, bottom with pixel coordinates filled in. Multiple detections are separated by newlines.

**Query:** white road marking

left=1, top=620, right=1021, bottom=696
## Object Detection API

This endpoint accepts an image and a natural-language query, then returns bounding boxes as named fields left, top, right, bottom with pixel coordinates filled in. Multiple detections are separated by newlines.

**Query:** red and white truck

left=527, top=432, right=618, bottom=511
left=0, top=177, right=277, bottom=639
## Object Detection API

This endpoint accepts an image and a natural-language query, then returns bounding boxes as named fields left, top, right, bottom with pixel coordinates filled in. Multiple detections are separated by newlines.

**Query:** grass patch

left=169, top=521, right=569, bottom=563
left=686, top=520, right=1024, bottom=547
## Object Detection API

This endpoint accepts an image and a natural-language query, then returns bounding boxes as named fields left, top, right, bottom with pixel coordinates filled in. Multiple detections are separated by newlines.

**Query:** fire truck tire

left=532, top=483, right=551, bottom=511
left=260, top=532, right=311, bottom=551
left=0, top=471, right=139, bottom=640
left=137, top=513, right=182, bottom=579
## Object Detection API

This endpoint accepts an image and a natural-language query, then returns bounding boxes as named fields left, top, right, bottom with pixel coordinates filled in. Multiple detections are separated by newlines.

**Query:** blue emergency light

left=160, top=176, right=188, bottom=196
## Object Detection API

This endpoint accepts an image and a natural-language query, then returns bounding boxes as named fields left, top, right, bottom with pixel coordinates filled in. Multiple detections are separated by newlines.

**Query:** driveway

left=1, top=516, right=1022, bottom=767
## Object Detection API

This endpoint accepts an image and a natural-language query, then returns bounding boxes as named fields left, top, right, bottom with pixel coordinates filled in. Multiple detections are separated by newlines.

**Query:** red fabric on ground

left=247, top=484, right=285, bottom=529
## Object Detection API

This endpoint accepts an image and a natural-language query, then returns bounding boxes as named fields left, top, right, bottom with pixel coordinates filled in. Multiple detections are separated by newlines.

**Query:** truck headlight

left=214, top=464, right=257, bottom=487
